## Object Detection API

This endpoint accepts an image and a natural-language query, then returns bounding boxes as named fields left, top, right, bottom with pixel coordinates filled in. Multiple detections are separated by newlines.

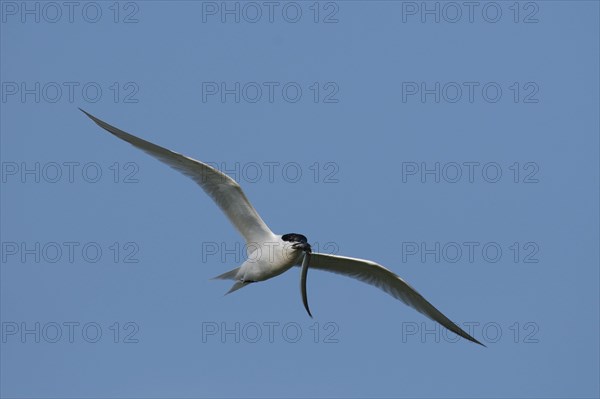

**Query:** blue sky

left=1, top=1, right=599, bottom=398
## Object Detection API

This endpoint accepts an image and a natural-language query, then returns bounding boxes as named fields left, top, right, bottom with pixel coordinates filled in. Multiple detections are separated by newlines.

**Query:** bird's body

left=80, top=109, right=486, bottom=347
left=217, top=236, right=303, bottom=283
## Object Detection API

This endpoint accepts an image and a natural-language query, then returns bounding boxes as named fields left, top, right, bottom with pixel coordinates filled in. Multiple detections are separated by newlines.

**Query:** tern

left=80, top=109, right=485, bottom=346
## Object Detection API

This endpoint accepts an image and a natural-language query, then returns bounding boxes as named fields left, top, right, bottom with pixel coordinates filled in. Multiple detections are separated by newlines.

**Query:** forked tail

left=211, top=267, right=252, bottom=295
left=211, top=266, right=240, bottom=281
left=225, top=281, right=252, bottom=295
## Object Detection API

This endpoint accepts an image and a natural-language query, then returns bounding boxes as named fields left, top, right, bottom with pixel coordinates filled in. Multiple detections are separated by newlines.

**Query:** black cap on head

left=282, top=233, right=308, bottom=243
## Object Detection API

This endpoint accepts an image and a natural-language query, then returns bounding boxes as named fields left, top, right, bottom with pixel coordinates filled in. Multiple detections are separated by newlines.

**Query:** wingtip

left=470, top=337, right=487, bottom=347
left=78, top=107, right=99, bottom=122
left=78, top=108, right=102, bottom=126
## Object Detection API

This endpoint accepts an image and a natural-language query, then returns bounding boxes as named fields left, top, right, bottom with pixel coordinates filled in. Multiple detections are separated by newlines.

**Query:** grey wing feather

left=306, top=253, right=485, bottom=346
left=80, top=109, right=274, bottom=244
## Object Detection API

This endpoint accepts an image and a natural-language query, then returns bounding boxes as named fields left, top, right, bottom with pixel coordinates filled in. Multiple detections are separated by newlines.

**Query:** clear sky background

left=1, top=1, right=599, bottom=398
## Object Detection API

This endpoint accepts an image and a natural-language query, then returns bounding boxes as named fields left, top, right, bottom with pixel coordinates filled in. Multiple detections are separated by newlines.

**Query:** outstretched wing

left=304, top=253, right=485, bottom=346
left=80, top=109, right=275, bottom=244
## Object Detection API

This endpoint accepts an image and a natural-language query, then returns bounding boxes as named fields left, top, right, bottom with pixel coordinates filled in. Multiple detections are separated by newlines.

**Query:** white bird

left=80, top=109, right=485, bottom=346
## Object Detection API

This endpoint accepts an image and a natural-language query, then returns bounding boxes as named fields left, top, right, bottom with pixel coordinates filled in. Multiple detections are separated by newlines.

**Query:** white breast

left=239, top=238, right=302, bottom=281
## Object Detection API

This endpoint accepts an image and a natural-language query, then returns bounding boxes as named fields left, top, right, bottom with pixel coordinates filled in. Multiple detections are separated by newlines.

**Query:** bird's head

left=282, top=233, right=312, bottom=253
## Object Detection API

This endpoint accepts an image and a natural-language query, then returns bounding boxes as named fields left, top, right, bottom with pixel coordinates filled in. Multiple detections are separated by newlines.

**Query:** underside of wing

left=306, top=253, right=485, bottom=346
left=80, top=109, right=274, bottom=243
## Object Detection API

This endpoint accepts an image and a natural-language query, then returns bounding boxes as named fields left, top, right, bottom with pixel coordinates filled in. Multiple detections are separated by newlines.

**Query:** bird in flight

left=80, top=109, right=485, bottom=346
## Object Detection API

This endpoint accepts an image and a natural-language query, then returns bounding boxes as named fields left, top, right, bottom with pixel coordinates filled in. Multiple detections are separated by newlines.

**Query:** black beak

left=294, top=242, right=312, bottom=253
